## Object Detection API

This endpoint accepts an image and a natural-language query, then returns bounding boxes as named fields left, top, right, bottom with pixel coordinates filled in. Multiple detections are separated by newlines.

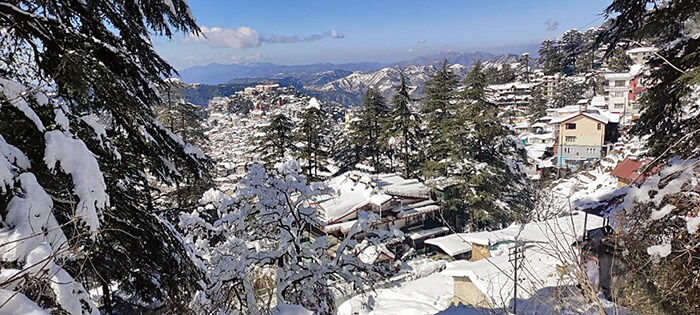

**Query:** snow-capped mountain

left=306, top=65, right=444, bottom=105
left=179, top=51, right=531, bottom=107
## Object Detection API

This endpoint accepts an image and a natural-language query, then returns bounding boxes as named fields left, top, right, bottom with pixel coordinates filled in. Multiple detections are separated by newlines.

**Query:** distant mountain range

left=177, top=50, right=506, bottom=85
left=178, top=51, right=526, bottom=107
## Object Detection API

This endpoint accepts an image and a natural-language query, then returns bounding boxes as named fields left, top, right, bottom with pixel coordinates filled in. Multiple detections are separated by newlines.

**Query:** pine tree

left=539, top=39, right=565, bottom=75
left=528, top=85, right=549, bottom=121
left=155, top=78, right=212, bottom=209
left=156, top=78, right=208, bottom=146
left=252, top=112, right=295, bottom=169
left=294, top=98, right=330, bottom=180
left=383, top=72, right=423, bottom=178
left=596, top=2, right=700, bottom=313
left=421, top=59, right=460, bottom=177
left=440, top=62, right=533, bottom=231
left=552, top=78, right=586, bottom=107
left=606, top=46, right=633, bottom=72
left=561, top=29, right=584, bottom=73
left=0, top=0, right=209, bottom=312
left=346, top=87, right=389, bottom=170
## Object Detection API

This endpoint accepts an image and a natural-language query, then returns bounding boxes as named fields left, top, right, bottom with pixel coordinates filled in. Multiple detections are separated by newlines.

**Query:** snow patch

left=0, top=289, right=48, bottom=315
left=44, top=130, right=108, bottom=232
left=650, top=204, right=676, bottom=220
left=687, top=217, right=700, bottom=234
left=647, top=242, right=672, bottom=258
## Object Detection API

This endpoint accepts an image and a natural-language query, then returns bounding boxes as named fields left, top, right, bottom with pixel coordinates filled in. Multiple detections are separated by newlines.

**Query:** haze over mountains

left=179, top=50, right=526, bottom=107
left=178, top=50, right=514, bottom=84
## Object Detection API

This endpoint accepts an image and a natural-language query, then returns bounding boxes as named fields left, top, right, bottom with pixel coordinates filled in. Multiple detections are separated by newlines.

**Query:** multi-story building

left=603, top=72, right=632, bottom=124
left=550, top=106, right=609, bottom=168
left=626, top=46, right=658, bottom=65
left=485, top=82, right=535, bottom=108
left=540, top=74, right=561, bottom=100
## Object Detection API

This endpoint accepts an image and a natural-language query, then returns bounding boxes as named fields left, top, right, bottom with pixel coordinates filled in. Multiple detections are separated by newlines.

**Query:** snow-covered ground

left=339, top=213, right=604, bottom=314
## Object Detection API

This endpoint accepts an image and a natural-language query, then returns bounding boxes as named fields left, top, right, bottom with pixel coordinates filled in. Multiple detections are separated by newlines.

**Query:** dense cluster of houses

left=205, top=84, right=311, bottom=191
left=491, top=46, right=657, bottom=179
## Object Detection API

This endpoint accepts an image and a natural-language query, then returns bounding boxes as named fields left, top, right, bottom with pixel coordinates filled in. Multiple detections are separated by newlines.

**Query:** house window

left=565, top=123, right=576, bottom=130
left=615, top=80, right=626, bottom=87
left=614, top=103, right=624, bottom=109
left=563, top=147, right=572, bottom=154
left=565, top=136, right=577, bottom=142
left=597, top=123, right=602, bottom=130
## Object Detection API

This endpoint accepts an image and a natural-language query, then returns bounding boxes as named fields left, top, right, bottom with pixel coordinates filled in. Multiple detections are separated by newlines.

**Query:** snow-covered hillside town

left=2, top=1, right=700, bottom=315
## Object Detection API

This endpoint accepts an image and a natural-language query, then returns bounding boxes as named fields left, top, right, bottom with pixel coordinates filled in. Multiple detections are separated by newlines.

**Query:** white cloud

left=407, top=48, right=415, bottom=53
left=185, top=25, right=345, bottom=49
left=185, top=26, right=261, bottom=49
left=545, top=19, right=559, bottom=31
left=326, top=29, right=345, bottom=39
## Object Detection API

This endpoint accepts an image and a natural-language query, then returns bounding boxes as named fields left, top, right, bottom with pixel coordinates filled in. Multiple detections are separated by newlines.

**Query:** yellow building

left=551, top=111, right=608, bottom=168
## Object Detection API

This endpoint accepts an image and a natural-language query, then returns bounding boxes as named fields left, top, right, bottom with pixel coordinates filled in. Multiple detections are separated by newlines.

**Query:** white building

left=626, top=46, right=658, bottom=65
left=485, top=82, right=535, bottom=107
left=603, top=72, right=631, bottom=124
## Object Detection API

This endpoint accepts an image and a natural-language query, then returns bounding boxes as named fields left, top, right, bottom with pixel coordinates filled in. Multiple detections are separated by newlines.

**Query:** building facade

left=551, top=112, right=608, bottom=168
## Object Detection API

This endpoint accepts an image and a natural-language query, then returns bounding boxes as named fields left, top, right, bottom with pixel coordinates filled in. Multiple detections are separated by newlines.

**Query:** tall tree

left=0, top=0, right=211, bottom=313
left=421, top=59, right=460, bottom=177
left=606, top=46, right=633, bottom=72
left=383, top=72, right=423, bottom=178
left=350, top=87, right=389, bottom=170
left=539, top=39, right=565, bottom=75
left=252, top=112, right=295, bottom=169
left=551, top=78, right=587, bottom=107
left=528, top=85, right=549, bottom=122
left=294, top=98, right=330, bottom=180
left=561, top=29, right=585, bottom=73
left=440, top=62, right=533, bottom=231
left=596, top=2, right=700, bottom=314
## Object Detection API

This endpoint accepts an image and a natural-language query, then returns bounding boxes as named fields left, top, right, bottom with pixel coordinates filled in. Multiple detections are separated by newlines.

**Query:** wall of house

left=470, top=244, right=492, bottom=261
left=558, top=115, right=605, bottom=147
left=558, top=145, right=602, bottom=159
left=452, top=277, right=492, bottom=308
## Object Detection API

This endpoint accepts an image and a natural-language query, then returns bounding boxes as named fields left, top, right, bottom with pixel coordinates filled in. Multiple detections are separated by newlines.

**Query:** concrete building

left=540, top=74, right=561, bottom=100
left=603, top=72, right=631, bottom=124
left=485, top=82, right=535, bottom=107
left=626, top=46, right=658, bottom=65
left=551, top=110, right=609, bottom=168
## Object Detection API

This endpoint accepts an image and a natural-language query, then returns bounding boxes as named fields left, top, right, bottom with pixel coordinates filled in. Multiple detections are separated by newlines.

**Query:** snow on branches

left=180, top=160, right=386, bottom=314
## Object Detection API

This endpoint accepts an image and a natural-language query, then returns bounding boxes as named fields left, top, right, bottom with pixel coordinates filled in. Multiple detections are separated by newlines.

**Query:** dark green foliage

left=294, top=102, right=331, bottom=180
left=347, top=87, right=389, bottom=170
left=424, top=61, right=533, bottom=231
left=539, top=29, right=601, bottom=75
left=606, top=46, right=634, bottom=72
left=484, top=63, right=517, bottom=84
left=383, top=72, right=424, bottom=178
left=0, top=0, right=209, bottom=311
left=596, top=2, right=700, bottom=314
left=551, top=79, right=587, bottom=108
left=421, top=59, right=460, bottom=177
left=528, top=86, right=549, bottom=121
left=599, top=0, right=700, bottom=158
left=253, top=112, right=295, bottom=169
left=539, top=39, right=566, bottom=75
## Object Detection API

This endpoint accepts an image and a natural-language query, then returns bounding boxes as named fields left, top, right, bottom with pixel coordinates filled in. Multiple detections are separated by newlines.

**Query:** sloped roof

left=611, top=156, right=654, bottom=183
left=550, top=112, right=609, bottom=124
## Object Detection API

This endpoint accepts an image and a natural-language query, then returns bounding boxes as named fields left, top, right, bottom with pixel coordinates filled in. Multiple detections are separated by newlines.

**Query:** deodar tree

left=0, top=0, right=210, bottom=313
left=597, top=1, right=700, bottom=314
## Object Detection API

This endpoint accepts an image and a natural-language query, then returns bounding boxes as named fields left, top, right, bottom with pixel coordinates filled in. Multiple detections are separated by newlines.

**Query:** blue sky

left=156, top=0, right=612, bottom=69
